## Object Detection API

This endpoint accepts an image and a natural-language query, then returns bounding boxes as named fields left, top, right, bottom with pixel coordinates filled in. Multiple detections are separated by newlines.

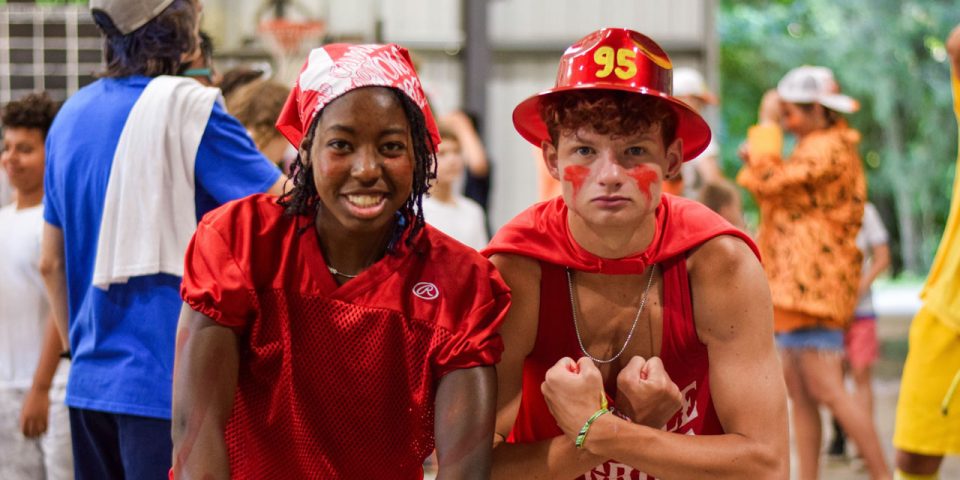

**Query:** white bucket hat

left=90, top=0, right=175, bottom=35
left=777, top=65, right=859, bottom=113
left=673, top=67, right=718, bottom=105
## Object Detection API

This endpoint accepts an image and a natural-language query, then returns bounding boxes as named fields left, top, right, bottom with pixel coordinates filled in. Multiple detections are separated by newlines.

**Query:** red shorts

left=844, top=319, right=878, bottom=371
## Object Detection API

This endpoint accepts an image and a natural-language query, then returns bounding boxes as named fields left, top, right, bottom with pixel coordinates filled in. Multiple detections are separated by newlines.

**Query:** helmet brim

left=512, top=84, right=712, bottom=161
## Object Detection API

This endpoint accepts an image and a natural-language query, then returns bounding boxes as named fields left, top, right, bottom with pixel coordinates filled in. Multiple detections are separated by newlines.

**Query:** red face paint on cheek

left=562, top=165, right=590, bottom=197
left=626, top=166, right=659, bottom=203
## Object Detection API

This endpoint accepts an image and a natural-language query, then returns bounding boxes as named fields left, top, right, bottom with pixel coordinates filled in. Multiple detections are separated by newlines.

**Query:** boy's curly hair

left=1, top=92, right=60, bottom=138
left=541, top=90, right=678, bottom=146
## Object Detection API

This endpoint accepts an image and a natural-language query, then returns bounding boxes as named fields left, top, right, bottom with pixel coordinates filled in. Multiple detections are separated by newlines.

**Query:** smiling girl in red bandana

left=171, top=43, right=510, bottom=480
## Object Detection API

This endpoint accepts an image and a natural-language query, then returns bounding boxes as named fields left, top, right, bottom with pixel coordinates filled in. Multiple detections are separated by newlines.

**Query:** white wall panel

left=203, top=0, right=259, bottom=50
left=380, top=0, right=462, bottom=45
left=487, top=56, right=558, bottom=228
left=327, top=0, right=377, bottom=39
left=210, top=1, right=705, bottom=49
left=664, top=0, right=705, bottom=41
left=490, top=0, right=703, bottom=45
left=414, top=51, right=463, bottom=115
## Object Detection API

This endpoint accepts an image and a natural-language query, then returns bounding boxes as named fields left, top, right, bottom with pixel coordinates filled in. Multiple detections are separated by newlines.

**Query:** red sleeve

left=433, top=266, right=511, bottom=378
left=180, top=220, right=256, bottom=331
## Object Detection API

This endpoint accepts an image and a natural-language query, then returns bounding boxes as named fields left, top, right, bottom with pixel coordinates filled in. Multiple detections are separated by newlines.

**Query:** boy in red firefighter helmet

left=484, top=28, right=789, bottom=479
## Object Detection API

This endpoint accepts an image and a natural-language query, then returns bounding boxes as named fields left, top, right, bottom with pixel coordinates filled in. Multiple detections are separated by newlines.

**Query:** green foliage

left=719, top=0, right=959, bottom=274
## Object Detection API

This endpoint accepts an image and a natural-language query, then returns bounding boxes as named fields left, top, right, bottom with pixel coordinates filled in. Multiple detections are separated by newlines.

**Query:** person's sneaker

left=827, top=431, right=846, bottom=458
left=827, top=417, right=847, bottom=459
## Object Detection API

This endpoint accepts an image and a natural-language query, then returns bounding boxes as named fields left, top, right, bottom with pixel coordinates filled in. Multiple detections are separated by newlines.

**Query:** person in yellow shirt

left=892, top=23, right=960, bottom=480
left=738, top=65, right=891, bottom=479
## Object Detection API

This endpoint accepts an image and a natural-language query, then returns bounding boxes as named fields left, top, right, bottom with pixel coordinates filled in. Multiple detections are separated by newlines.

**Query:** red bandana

left=275, top=43, right=440, bottom=150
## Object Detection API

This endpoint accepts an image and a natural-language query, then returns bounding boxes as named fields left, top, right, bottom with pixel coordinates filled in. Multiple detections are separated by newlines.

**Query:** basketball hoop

left=259, top=18, right=326, bottom=83
left=259, top=18, right=325, bottom=55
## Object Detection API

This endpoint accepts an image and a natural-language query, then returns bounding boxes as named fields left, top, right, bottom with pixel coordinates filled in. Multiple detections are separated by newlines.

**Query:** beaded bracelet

left=575, top=392, right=610, bottom=449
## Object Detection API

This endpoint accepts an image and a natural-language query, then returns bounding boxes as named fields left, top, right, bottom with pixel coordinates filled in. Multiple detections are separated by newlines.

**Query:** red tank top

left=485, top=195, right=759, bottom=480
left=509, top=258, right=721, bottom=479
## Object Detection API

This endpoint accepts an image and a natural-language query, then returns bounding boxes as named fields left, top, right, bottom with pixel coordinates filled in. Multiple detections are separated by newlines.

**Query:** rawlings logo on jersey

left=413, top=282, right=439, bottom=300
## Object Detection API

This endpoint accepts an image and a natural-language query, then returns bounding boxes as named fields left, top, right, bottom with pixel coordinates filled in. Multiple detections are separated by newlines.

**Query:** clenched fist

left=615, top=356, right=682, bottom=428
left=541, top=357, right=607, bottom=439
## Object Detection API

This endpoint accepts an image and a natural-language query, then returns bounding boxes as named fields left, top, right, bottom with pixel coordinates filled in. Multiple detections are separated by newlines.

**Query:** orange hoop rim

left=258, top=18, right=326, bottom=54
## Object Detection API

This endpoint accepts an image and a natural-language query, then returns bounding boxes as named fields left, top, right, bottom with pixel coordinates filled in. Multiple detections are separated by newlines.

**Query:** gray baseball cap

left=90, top=0, right=176, bottom=35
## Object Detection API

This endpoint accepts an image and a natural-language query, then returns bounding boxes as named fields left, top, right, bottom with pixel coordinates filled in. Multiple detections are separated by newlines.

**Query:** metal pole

left=462, top=0, right=490, bottom=137
left=272, top=0, right=286, bottom=19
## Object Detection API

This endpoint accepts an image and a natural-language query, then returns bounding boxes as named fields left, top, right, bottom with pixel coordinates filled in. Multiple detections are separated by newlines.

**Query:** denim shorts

left=775, top=327, right=845, bottom=352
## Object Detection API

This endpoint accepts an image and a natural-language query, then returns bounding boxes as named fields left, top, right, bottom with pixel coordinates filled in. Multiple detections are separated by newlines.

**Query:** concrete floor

left=815, top=306, right=960, bottom=479
left=814, top=377, right=960, bottom=479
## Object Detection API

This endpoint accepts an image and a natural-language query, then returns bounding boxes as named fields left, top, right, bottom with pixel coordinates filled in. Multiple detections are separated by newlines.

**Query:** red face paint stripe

left=626, top=167, right=658, bottom=203
left=563, top=165, right=591, bottom=197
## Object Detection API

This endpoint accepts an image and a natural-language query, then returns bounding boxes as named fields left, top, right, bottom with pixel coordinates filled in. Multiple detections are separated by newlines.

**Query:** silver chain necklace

left=321, top=230, right=391, bottom=281
left=567, top=264, right=657, bottom=364
left=327, top=265, right=359, bottom=279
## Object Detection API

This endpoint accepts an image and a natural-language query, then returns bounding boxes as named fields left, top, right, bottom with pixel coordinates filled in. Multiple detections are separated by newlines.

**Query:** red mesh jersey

left=181, top=194, right=510, bottom=479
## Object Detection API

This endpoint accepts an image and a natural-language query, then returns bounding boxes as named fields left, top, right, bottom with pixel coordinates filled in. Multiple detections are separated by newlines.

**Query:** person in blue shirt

left=38, top=1, right=284, bottom=479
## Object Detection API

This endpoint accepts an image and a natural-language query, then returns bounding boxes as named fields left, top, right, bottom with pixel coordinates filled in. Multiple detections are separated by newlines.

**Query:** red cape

left=483, top=194, right=759, bottom=274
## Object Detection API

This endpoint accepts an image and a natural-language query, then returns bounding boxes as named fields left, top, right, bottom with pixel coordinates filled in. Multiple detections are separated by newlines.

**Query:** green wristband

left=575, top=408, right=610, bottom=449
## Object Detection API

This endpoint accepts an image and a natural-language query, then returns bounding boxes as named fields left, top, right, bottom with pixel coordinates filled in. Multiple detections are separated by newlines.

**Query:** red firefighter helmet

left=513, top=28, right=712, bottom=161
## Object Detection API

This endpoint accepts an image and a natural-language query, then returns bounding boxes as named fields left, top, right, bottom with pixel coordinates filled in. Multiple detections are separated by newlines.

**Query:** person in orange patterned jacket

left=738, top=66, right=890, bottom=480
